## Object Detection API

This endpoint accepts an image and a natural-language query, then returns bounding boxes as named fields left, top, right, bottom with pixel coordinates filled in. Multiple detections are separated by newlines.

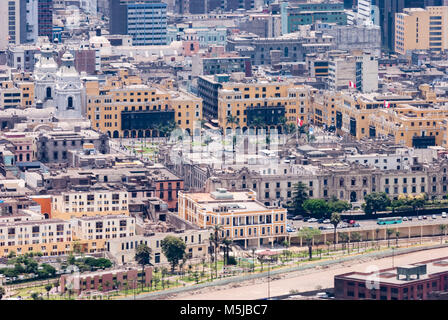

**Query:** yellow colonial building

left=86, top=70, right=202, bottom=138
left=216, top=79, right=316, bottom=134
left=178, top=188, right=288, bottom=248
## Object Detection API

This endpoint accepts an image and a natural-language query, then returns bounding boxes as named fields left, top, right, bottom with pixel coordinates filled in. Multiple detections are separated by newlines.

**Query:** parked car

left=443, top=212, right=447, bottom=218
left=352, top=223, right=361, bottom=227
left=432, top=214, right=437, bottom=219
left=303, top=217, right=311, bottom=222
left=349, top=220, right=356, bottom=225
left=408, top=217, right=413, bottom=221
left=317, top=218, right=325, bottom=224
left=323, top=219, right=331, bottom=224
left=418, top=216, right=423, bottom=220
left=403, top=217, right=408, bottom=221
left=291, top=215, right=303, bottom=221
left=318, top=226, right=326, bottom=230
left=308, top=218, right=318, bottom=223
left=423, top=215, right=427, bottom=220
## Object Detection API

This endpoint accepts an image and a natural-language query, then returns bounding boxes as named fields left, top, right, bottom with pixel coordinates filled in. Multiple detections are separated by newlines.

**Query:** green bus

left=377, top=217, right=403, bottom=225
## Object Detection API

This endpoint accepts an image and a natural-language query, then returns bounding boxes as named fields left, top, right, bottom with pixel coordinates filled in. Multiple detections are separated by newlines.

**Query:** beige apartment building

left=178, top=188, right=288, bottom=247
left=0, top=219, right=72, bottom=257
left=51, top=190, right=129, bottom=220
left=395, top=6, right=448, bottom=55
left=107, top=229, right=210, bottom=265
left=71, top=215, right=135, bottom=254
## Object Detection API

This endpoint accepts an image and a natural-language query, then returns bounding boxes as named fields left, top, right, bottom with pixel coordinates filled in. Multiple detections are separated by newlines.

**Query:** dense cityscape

left=1, top=0, right=448, bottom=304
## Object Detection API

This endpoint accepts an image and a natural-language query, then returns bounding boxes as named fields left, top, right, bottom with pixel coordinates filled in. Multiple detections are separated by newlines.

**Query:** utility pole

left=267, top=259, right=271, bottom=300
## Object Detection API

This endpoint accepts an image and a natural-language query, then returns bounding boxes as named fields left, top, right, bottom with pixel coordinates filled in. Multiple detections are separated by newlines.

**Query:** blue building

left=109, top=0, right=167, bottom=46
left=281, top=1, right=347, bottom=34
left=167, top=26, right=227, bottom=48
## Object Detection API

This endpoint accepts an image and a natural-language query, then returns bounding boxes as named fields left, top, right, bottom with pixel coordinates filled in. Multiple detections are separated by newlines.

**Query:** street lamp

left=267, top=258, right=271, bottom=300
left=392, top=247, right=395, bottom=269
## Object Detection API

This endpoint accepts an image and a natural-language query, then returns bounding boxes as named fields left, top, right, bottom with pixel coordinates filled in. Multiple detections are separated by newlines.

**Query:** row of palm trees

left=209, top=225, right=233, bottom=279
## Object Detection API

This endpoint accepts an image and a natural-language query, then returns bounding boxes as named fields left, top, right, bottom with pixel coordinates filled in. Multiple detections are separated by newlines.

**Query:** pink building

left=183, top=41, right=200, bottom=56
left=60, top=267, right=152, bottom=295
left=2, top=133, right=35, bottom=163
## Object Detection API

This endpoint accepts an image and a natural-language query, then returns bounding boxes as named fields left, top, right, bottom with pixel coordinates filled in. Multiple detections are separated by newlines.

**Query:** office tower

left=38, top=0, right=54, bottom=42
left=109, top=0, right=167, bottom=45
left=0, top=0, right=27, bottom=50
left=395, top=6, right=448, bottom=54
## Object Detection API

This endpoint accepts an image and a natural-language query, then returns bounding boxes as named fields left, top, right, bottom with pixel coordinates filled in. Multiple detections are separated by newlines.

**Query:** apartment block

left=52, top=190, right=129, bottom=220
left=71, top=215, right=135, bottom=254
left=107, top=229, right=210, bottom=265
left=178, top=188, right=288, bottom=248
left=395, top=6, right=448, bottom=54
left=0, top=219, right=72, bottom=257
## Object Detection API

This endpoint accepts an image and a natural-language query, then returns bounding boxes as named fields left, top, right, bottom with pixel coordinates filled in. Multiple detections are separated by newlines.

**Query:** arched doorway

left=46, top=87, right=52, bottom=99
left=123, top=130, right=129, bottom=138
left=138, top=130, right=143, bottom=138
left=113, top=131, right=119, bottom=138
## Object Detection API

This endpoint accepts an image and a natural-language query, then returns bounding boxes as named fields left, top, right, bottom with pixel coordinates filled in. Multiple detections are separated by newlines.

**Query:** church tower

left=34, top=43, right=58, bottom=104
left=54, top=52, right=83, bottom=119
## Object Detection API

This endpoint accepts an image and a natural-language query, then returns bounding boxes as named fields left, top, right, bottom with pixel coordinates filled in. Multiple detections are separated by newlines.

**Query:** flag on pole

left=297, top=117, right=303, bottom=127
left=349, top=81, right=356, bottom=88
left=384, top=100, right=390, bottom=108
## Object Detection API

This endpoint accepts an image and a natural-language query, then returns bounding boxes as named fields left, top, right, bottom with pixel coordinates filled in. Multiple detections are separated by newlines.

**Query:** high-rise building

left=38, top=0, right=53, bottom=42
left=109, top=0, right=167, bottom=46
left=379, top=0, right=443, bottom=52
left=357, top=0, right=380, bottom=25
left=0, top=0, right=27, bottom=50
left=395, top=6, right=448, bottom=55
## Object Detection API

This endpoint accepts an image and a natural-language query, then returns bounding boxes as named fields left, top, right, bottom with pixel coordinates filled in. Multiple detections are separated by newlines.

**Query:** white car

left=442, top=212, right=447, bottom=218
left=323, top=219, right=331, bottom=224
left=308, top=218, right=318, bottom=223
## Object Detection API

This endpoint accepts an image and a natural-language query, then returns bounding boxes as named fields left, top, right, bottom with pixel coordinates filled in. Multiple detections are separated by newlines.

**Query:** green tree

left=297, top=228, right=321, bottom=260
left=45, top=284, right=53, bottom=300
left=330, top=212, right=342, bottom=251
left=303, top=199, right=330, bottom=218
left=161, top=235, right=187, bottom=274
left=291, top=182, right=309, bottom=216
left=363, top=192, right=391, bottom=215
left=439, top=224, right=447, bottom=244
left=135, top=243, right=152, bottom=291
left=329, top=200, right=351, bottom=214
left=0, top=286, right=5, bottom=300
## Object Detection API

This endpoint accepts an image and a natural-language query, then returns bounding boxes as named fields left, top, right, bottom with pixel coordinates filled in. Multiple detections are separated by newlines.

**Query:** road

left=288, top=214, right=448, bottom=234
left=166, top=246, right=448, bottom=300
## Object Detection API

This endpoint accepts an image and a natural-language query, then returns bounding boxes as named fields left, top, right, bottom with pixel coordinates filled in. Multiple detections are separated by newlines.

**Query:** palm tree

left=330, top=212, right=341, bottom=251
left=375, top=228, right=380, bottom=248
left=221, top=238, right=233, bottom=265
left=439, top=224, right=447, bottom=244
left=45, top=283, right=53, bottom=300
left=395, top=231, right=400, bottom=247
left=298, top=228, right=321, bottom=260
left=339, top=233, right=349, bottom=252
left=210, top=224, right=223, bottom=278
left=350, top=232, right=361, bottom=252
left=135, top=243, right=152, bottom=291
left=386, top=228, right=395, bottom=248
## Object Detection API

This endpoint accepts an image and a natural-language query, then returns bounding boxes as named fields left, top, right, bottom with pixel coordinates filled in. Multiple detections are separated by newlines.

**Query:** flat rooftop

left=336, top=257, right=448, bottom=286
